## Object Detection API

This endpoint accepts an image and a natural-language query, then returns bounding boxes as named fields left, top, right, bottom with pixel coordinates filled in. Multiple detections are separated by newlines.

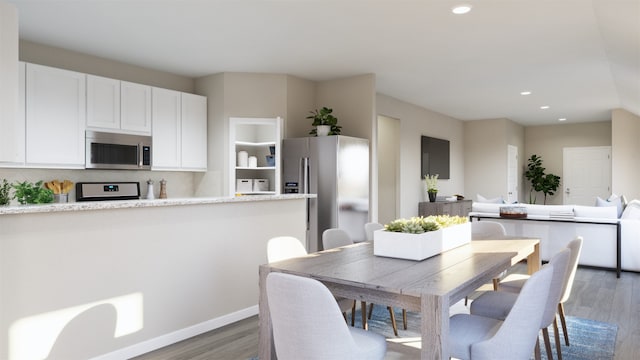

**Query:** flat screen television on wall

left=421, top=135, right=450, bottom=179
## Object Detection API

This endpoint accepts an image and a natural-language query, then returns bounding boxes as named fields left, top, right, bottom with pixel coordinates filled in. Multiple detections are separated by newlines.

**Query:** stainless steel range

left=76, top=182, right=140, bottom=201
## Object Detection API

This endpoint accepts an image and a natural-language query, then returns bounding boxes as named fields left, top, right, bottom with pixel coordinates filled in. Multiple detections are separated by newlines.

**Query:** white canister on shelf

left=237, top=151, right=248, bottom=167
left=248, top=156, right=258, bottom=168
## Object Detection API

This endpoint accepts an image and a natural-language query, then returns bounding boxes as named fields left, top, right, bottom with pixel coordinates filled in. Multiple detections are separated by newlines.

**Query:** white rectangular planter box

left=373, top=222, right=471, bottom=261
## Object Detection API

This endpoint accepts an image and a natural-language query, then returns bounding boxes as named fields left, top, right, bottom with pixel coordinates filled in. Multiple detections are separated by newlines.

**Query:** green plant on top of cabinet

left=229, top=117, right=282, bottom=196
left=308, top=107, right=341, bottom=136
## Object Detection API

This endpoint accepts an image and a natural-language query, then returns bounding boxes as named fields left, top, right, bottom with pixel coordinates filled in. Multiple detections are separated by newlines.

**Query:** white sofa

left=469, top=200, right=640, bottom=274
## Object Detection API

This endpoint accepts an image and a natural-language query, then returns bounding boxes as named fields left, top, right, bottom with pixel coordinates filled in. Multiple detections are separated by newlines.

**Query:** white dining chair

left=449, top=264, right=554, bottom=360
left=470, top=248, right=571, bottom=360
left=266, top=272, right=387, bottom=360
left=465, top=220, right=508, bottom=305
left=267, top=236, right=307, bottom=263
left=472, top=220, right=507, bottom=289
left=267, top=236, right=356, bottom=324
left=498, top=236, right=583, bottom=349
left=362, top=222, right=408, bottom=332
left=471, top=220, right=507, bottom=240
left=364, top=222, right=384, bottom=242
left=321, top=228, right=369, bottom=328
left=322, top=228, right=354, bottom=250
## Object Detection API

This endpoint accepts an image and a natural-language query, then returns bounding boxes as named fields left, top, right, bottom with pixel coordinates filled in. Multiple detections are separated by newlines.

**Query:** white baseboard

left=90, top=305, right=259, bottom=360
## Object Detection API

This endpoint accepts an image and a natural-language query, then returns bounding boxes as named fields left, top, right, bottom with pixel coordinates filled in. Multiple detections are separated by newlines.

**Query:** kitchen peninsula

left=0, top=194, right=312, bottom=360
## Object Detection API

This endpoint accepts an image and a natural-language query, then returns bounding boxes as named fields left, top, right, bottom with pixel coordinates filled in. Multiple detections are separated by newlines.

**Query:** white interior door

left=563, top=147, right=611, bottom=205
left=507, top=145, right=519, bottom=203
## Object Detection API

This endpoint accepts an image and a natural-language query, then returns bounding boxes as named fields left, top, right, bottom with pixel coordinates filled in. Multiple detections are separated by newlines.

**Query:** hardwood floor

left=132, top=266, right=640, bottom=360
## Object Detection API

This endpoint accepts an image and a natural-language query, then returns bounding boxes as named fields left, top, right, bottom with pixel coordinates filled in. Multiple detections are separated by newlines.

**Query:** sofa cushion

left=472, top=202, right=503, bottom=213
left=596, top=196, right=623, bottom=218
left=574, top=205, right=618, bottom=219
left=521, top=204, right=573, bottom=216
left=476, top=194, right=504, bottom=204
left=621, top=200, right=640, bottom=220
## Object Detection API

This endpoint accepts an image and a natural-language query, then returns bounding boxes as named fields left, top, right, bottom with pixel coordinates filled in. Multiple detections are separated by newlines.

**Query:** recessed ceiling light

left=558, top=118, right=567, bottom=121
left=520, top=91, right=532, bottom=95
left=540, top=105, right=550, bottom=110
left=452, top=5, right=472, bottom=14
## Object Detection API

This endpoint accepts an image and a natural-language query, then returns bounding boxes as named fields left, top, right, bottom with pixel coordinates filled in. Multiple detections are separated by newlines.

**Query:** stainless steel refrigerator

left=282, top=135, right=369, bottom=252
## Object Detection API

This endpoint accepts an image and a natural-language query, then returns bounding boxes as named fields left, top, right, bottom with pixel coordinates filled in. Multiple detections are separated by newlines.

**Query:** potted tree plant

left=307, top=107, right=342, bottom=136
left=524, top=154, right=561, bottom=204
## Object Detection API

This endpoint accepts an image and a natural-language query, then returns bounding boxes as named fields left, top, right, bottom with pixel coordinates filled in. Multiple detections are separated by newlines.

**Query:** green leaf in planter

left=383, top=215, right=468, bottom=234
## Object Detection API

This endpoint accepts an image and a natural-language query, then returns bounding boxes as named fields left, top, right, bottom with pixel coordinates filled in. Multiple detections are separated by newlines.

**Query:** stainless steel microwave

left=85, top=131, right=152, bottom=170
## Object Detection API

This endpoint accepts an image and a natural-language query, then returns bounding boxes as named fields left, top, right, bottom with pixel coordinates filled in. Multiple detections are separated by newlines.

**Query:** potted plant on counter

left=12, top=180, right=54, bottom=204
left=0, top=179, right=11, bottom=206
left=308, top=107, right=342, bottom=136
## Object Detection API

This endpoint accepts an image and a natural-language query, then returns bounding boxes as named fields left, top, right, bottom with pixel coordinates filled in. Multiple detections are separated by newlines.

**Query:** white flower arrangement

left=424, top=174, right=439, bottom=193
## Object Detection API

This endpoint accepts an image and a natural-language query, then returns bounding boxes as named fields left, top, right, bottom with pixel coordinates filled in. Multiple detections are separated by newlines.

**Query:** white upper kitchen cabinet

left=121, top=81, right=151, bottom=134
left=152, top=88, right=207, bottom=171
left=0, top=2, right=21, bottom=166
left=25, top=63, right=86, bottom=168
left=86, top=74, right=120, bottom=130
left=152, top=88, right=181, bottom=169
left=180, top=93, right=207, bottom=170
left=87, top=76, right=151, bottom=134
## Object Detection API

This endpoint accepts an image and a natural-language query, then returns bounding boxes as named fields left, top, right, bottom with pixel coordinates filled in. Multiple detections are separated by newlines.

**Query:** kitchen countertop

left=0, top=193, right=316, bottom=215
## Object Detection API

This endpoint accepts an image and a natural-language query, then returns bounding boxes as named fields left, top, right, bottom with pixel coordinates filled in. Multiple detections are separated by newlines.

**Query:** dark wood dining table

left=258, top=238, right=540, bottom=359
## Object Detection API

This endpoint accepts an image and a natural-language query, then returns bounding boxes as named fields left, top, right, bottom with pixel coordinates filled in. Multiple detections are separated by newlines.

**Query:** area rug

left=353, top=303, right=617, bottom=360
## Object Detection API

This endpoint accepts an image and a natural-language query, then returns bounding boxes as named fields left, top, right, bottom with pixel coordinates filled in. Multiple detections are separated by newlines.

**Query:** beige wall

left=524, top=121, right=612, bottom=204
left=317, top=74, right=376, bottom=141
left=193, top=73, right=225, bottom=197
left=376, top=93, right=465, bottom=218
left=464, top=118, right=525, bottom=203
left=285, top=75, right=316, bottom=138
left=612, top=108, right=640, bottom=200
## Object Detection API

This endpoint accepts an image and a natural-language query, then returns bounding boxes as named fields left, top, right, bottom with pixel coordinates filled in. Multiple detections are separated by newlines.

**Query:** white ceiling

left=9, top=0, right=640, bottom=126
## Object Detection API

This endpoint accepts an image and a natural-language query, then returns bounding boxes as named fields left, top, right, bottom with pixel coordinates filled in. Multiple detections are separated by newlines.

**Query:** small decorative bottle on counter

left=146, top=179, right=155, bottom=200
left=159, top=179, right=167, bottom=199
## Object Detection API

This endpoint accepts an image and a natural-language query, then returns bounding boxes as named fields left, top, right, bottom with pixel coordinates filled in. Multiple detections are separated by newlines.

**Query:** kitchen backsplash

left=0, top=168, right=196, bottom=204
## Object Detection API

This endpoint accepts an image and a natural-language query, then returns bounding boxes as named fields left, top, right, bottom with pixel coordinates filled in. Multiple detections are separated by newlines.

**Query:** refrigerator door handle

left=302, top=157, right=310, bottom=230
left=302, top=157, right=309, bottom=194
